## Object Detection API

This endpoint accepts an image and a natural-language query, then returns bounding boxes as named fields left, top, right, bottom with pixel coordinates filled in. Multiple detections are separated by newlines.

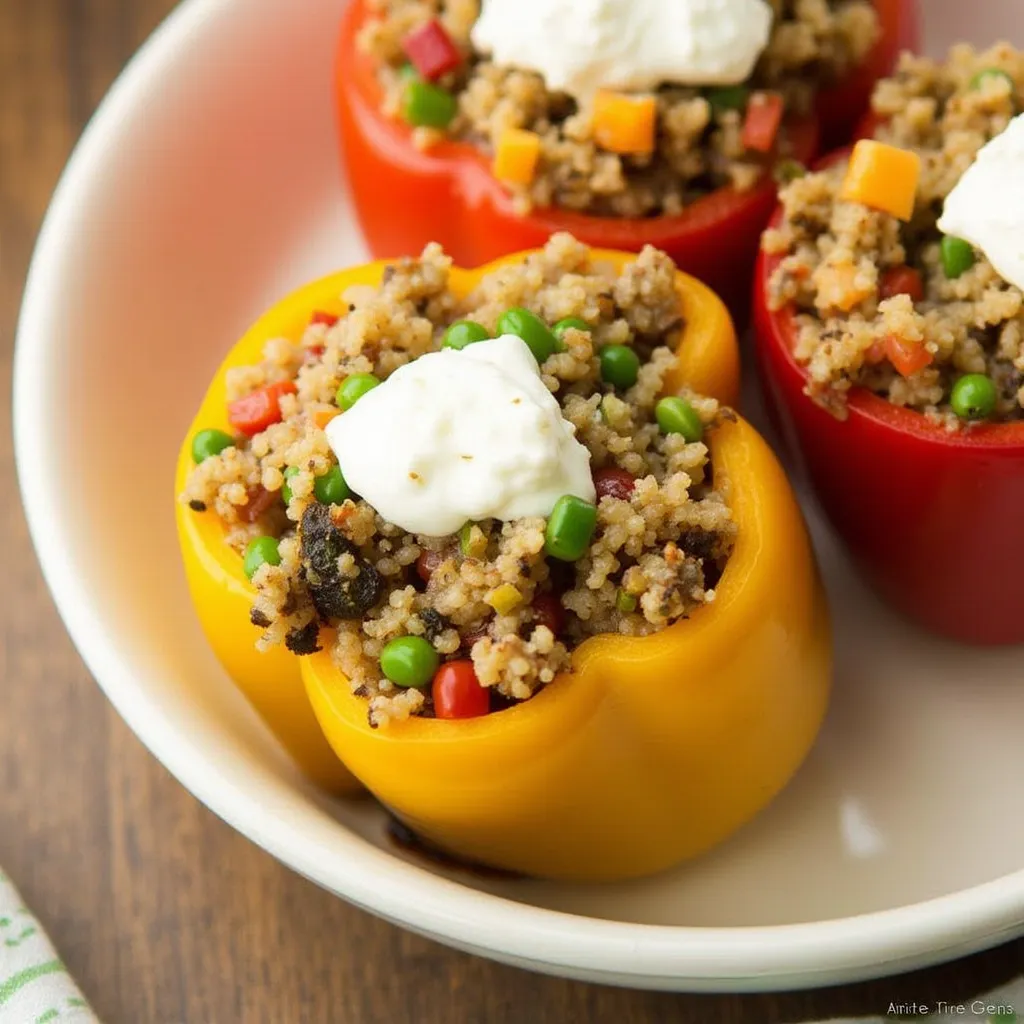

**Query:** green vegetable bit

left=544, top=495, right=598, bottom=562
left=655, top=396, right=704, bottom=443
left=191, top=428, right=235, bottom=464
left=402, top=80, right=458, bottom=128
left=443, top=320, right=490, bottom=350
left=950, top=373, right=997, bottom=421
left=243, top=536, right=281, bottom=581
left=281, top=466, right=301, bottom=505
left=940, top=236, right=975, bottom=279
left=552, top=317, right=590, bottom=345
left=314, top=465, right=350, bottom=505
left=615, top=589, right=637, bottom=614
left=599, top=345, right=641, bottom=390
left=705, top=85, right=749, bottom=114
left=379, top=635, right=440, bottom=688
left=773, top=159, right=807, bottom=185
left=496, top=307, right=559, bottom=363
left=969, top=67, right=1016, bottom=96
left=336, top=372, right=381, bottom=411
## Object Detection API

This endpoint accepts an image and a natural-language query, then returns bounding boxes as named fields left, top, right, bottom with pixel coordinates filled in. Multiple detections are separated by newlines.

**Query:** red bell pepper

left=742, top=92, right=785, bottom=154
left=227, top=379, right=296, bottom=436
left=753, top=159, right=1024, bottom=645
left=402, top=19, right=461, bottom=81
left=335, top=0, right=915, bottom=310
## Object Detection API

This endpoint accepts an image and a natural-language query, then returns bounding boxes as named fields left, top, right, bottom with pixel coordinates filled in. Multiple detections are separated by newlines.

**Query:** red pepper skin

left=754, top=193, right=1024, bottom=645
left=337, top=0, right=817, bottom=310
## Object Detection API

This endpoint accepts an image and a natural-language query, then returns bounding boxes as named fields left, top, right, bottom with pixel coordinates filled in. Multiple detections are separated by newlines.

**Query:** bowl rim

left=13, top=0, right=1024, bottom=989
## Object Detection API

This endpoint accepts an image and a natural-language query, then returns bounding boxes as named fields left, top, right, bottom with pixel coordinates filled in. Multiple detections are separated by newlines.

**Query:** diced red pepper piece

left=309, top=311, right=339, bottom=327
left=432, top=660, right=490, bottom=719
left=742, top=92, right=784, bottom=154
left=416, top=548, right=444, bottom=584
left=402, top=19, right=461, bottom=81
left=227, top=380, right=297, bottom=436
left=592, top=466, right=636, bottom=502
left=304, top=344, right=325, bottom=365
left=531, top=592, right=565, bottom=637
left=879, top=266, right=924, bottom=303
left=885, top=335, right=933, bottom=378
left=240, top=485, right=278, bottom=523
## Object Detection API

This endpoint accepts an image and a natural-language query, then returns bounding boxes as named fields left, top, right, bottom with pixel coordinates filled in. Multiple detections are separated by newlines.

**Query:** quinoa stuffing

left=358, top=0, right=879, bottom=217
left=181, top=234, right=736, bottom=727
left=763, top=43, right=1024, bottom=427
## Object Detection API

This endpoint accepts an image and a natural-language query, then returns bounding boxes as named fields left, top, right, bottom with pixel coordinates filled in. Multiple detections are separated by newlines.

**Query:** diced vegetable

left=741, top=92, right=784, bottom=153
left=486, top=583, right=523, bottom=615
left=402, top=19, right=461, bottom=81
left=313, top=408, right=339, bottom=430
left=552, top=318, right=590, bottom=342
left=281, top=466, right=300, bottom=505
left=314, top=465, right=350, bottom=505
left=494, top=128, right=542, bottom=187
left=592, top=467, right=636, bottom=502
left=243, top=536, right=281, bottom=581
left=531, top=592, right=565, bottom=636
left=191, top=428, right=234, bottom=464
left=950, top=374, right=997, bottom=421
left=416, top=548, right=444, bottom=583
left=459, top=522, right=487, bottom=558
left=309, top=310, right=339, bottom=327
left=615, top=589, right=637, bottom=613
left=655, top=397, right=703, bottom=443
left=336, top=372, right=381, bottom=410
left=593, top=90, right=657, bottom=155
left=380, top=635, right=439, bottom=689
left=432, top=660, right=490, bottom=719
left=940, top=236, right=975, bottom=279
left=496, top=307, right=558, bottom=363
left=227, top=380, right=296, bottom=436
left=839, top=140, right=921, bottom=221
left=885, top=335, right=933, bottom=378
left=970, top=68, right=1015, bottom=95
left=598, top=345, right=641, bottom=390
left=443, top=320, right=489, bottom=350
left=773, top=159, right=806, bottom=184
left=879, top=266, right=924, bottom=302
left=544, top=495, right=598, bottom=562
left=402, top=80, right=458, bottom=128
left=705, top=85, right=749, bottom=114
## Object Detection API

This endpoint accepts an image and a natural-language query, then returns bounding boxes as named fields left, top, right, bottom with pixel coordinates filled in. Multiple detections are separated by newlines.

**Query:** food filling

left=181, top=235, right=736, bottom=726
left=764, top=44, right=1024, bottom=426
left=359, top=0, right=879, bottom=217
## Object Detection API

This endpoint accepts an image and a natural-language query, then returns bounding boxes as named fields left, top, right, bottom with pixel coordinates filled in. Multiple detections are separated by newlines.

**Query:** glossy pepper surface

left=289, top=251, right=829, bottom=882
left=754, top=164, right=1024, bottom=645
left=334, top=0, right=916, bottom=309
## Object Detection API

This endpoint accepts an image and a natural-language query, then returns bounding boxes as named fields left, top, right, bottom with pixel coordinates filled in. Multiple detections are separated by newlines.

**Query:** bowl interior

left=13, top=0, right=1024, bottom=989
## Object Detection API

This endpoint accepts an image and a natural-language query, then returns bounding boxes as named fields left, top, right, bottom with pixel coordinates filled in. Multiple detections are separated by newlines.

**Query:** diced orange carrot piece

left=885, top=334, right=933, bottom=377
left=840, top=140, right=921, bottom=221
left=493, top=128, right=542, bottom=186
left=593, top=91, right=657, bottom=155
left=313, top=408, right=339, bottom=430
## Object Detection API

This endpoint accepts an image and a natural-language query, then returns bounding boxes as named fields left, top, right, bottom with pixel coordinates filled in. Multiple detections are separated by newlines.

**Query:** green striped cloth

left=0, top=871, right=96, bottom=1023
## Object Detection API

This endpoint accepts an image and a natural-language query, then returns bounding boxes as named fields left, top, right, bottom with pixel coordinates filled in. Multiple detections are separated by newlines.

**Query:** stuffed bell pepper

left=336, top=0, right=916, bottom=307
left=755, top=44, right=1024, bottom=645
left=178, top=235, right=830, bottom=880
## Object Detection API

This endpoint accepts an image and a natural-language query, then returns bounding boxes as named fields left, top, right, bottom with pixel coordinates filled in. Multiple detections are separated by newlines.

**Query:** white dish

left=13, top=0, right=1024, bottom=992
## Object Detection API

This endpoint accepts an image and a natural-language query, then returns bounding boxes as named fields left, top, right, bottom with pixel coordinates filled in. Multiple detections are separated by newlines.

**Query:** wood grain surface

left=2, top=1, right=1023, bottom=1021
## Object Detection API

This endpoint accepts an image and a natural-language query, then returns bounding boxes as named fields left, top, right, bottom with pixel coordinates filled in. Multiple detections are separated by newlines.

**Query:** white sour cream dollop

left=938, top=113, right=1024, bottom=292
left=470, top=0, right=773, bottom=103
left=325, top=335, right=595, bottom=537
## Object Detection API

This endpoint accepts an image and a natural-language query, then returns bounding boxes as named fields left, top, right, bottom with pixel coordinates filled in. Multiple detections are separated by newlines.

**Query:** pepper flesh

left=175, top=250, right=740, bottom=796
left=264, top=251, right=829, bottom=882
left=334, top=0, right=916, bottom=310
left=754, top=149, right=1024, bottom=645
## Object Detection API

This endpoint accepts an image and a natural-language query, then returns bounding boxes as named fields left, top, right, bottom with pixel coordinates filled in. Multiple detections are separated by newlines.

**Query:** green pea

left=443, top=320, right=490, bottom=350
left=940, top=236, right=975, bottom=279
left=544, top=495, right=598, bottom=562
left=243, top=536, right=281, bottom=581
left=552, top=317, right=591, bottom=345
left=969, top=67, right=1015, bottom=95
left=950, top=373, right=997, bottom=421
left=314, top=465, right=350, bottom=505
left=336, top=372, right=381, bottom=410
left=497, top=307, right=558, bottom=363
left=706, top=85, right=749, bottom=114
left=281, top=466, right=300, bottom=505
left=191, top=428, right=234, bottom=464
left=599, top=345, right=641, bottom=390
left=615, top=589, right=637, bottom=614
left=655, top=396, right=704, bottom=443
left=379, top=635, right=440, bottom=688
left=402, top=80, right=457, bottom=128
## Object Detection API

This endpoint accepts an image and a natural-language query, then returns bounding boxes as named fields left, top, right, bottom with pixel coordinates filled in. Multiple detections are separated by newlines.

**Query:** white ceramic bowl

left=14, top=0, right=1024, bottom=992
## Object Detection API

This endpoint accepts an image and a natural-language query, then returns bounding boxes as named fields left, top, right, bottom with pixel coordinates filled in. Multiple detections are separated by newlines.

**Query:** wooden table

left=2, top=2, right=1023, bottom=1021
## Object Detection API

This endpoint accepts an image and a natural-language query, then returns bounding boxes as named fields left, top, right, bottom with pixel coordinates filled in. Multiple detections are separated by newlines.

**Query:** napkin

left=0, top=870, right=98, bottom=1023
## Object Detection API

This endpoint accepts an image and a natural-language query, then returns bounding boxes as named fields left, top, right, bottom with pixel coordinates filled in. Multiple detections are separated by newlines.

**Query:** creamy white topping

left=326, top=336, right=595, bottom=537
left=938, top=114, right=1024, bottom=293
left=470, top=0, right=773, bottom=104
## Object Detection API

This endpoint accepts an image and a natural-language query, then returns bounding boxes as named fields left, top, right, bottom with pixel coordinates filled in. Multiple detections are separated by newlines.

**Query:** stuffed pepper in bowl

left=178, top=235, right=830, bottom=880
left=336, top=0, right=916, bottom=306
left=755, top=44, right=1024, bottom=645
